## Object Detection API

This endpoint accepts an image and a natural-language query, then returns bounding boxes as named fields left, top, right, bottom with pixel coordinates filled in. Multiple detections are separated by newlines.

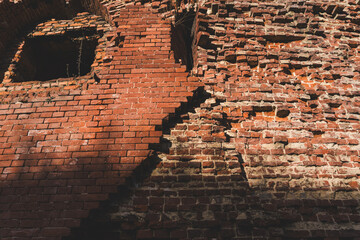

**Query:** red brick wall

left=2, top=0, right=360, bottom=239
left=190, top=0, right=360, bottom=193
left=67, top=0, right=360, bottom=239
left=66, top=100, right=360, bottom=239
left=0, top=0, right=202, bottom=239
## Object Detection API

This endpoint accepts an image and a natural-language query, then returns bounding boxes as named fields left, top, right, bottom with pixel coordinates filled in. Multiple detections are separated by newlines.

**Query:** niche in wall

left=171, top=9, right=196, bottom=72
left=14, top=33, right=98, bottom=82
left=1, top=12, right=110, bottom=83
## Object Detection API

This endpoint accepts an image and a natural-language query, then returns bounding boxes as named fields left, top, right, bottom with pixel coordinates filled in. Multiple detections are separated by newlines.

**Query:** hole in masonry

left=13, top=34, right=99, bottom=82
left=310, top=103, right=318, bottom=108
left=276, top=109, right=290, bottom=118
left=309, top=93, right=319, bottom=100
left=329, top=102, right=342, bottom=108
left=311, top=130, right=324, bottom=137
left=171, top=9, right=195, bottom=71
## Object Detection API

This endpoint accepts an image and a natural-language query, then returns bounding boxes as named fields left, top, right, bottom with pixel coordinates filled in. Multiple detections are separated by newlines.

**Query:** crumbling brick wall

left=191, top=0, right=360, bottom=194
left=66, top=0, right=360, bottom=239
left=2, top=0, right=360, bottom=239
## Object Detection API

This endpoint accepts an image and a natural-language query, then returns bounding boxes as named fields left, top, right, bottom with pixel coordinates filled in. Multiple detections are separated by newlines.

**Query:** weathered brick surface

left=65, top=98, right=360, bottom=239
left=67, top=0, right=360, bottom=239
left=2, top=0, right=360, bottom=239
left=190, top=0, right=360, bottom=193
left=0, top=0, right=202, bottom=239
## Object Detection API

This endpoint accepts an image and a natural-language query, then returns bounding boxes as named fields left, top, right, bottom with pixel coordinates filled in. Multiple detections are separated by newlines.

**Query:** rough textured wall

left=191, top=0, right=360, bottom=194
left=67, top=0, right=360, bottom=239
left=0, top=0, right=201, bottom=239
left=2, top=0, right=360, bottom=240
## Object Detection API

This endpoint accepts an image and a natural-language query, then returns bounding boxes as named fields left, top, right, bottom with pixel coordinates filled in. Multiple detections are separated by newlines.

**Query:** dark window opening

left=13, top=33, right=99, bottom=82
left=171, top=10, right=195, bottom=72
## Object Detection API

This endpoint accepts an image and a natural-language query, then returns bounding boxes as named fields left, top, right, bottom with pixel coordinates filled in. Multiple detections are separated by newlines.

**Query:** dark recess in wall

left=171, top=10, right=195, bottom=72
left=0, top=0, right=103, bottom=83
left=13, top=34, right=98, bottom=82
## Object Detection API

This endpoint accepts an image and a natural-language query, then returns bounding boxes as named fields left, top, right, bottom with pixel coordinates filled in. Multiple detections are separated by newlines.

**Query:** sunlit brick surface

left=0, top=0, right=201, bottom=239
left=2, top=0, right=360, bottom=239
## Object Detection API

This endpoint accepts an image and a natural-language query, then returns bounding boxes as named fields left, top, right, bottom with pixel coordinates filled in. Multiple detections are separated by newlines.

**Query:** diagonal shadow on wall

left=62, top=88, right=253, bottom=240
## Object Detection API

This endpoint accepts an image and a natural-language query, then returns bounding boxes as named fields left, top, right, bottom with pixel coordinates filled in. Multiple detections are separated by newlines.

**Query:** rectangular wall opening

left=13, top=34, right=98, bottom=82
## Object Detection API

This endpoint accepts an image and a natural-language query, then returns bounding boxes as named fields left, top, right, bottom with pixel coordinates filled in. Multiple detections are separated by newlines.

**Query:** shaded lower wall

left=67, top=175, right=360, bottom=239
left=65, top=93, right=360, bottom=240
